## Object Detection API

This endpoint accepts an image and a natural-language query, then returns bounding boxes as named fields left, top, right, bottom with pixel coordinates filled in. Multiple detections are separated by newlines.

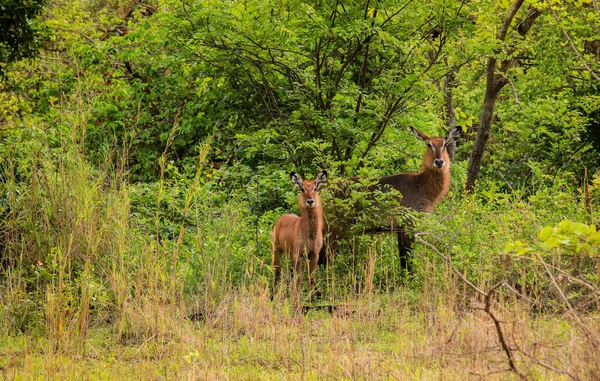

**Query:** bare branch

left=520, top=350, right=582, bottom=380
left=537, top=254, right=600, bottom=351
left=545, top=0, right=600, bottom=84
left=592, top=0, right=600, bottom=25
left=485, top=283, right=528, bottom=380
left=380, top=1, right=414, bottom=29
left=415, top=237, right=486, bottom=297
left=507, top=77, right=519, bottom=104
left=416, top=237, right=528, bottom=379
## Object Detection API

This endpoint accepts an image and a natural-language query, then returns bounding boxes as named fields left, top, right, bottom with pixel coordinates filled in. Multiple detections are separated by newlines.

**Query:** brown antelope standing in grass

left=323, top=126, right=461, bottom=272
left=271, top=171, right=328, bottom=299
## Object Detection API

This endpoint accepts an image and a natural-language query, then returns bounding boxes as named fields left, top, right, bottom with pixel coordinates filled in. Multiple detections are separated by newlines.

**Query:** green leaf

left=572, top=223, right=590, bottom=236
left=516, top=247, right=534, bottom=256
left=539, top=226, right=554, bottom=240
left=542, top=237, right=561, bottom=249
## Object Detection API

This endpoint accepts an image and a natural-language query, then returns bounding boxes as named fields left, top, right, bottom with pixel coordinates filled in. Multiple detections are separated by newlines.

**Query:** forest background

left=1, top=0, right=600, bottom=379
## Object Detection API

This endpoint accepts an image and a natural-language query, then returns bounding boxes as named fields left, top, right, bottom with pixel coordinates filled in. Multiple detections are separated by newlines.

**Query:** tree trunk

left=465, top=3, right=542, bottom=192
left=465, top=61, right=506, bottom=191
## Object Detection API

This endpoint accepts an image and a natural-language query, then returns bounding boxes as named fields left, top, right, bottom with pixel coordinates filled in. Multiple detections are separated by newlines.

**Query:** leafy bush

left=412, top=177, right=599, bottom=312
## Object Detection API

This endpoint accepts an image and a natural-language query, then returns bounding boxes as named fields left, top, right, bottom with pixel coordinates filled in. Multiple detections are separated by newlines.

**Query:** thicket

left=1, top=0, right=600, bottom=378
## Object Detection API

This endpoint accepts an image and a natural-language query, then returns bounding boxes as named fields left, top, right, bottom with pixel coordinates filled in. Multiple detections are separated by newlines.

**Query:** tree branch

left=442, top=60, right=459, bottom=161
left=498, top=0, right=525, bottom=41
left=545, top=0, right=600, bottom=84
left=485, top=283, right=528, bottom=380
left=507, top=77, right=519, bottom=104
left=380, top=0, right=414, bottom=29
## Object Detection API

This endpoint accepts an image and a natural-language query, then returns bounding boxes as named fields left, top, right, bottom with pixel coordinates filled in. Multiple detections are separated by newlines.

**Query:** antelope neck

left=419, top=166, right=450, bottom=199
left=300, top=206, right=322, bottom=228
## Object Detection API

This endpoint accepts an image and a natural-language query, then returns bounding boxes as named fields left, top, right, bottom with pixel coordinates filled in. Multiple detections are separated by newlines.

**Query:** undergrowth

left=0, top=121, right=599, bottom=379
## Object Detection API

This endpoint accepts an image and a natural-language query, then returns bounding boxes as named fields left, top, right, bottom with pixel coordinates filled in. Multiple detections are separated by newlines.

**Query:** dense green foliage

left=1, top=1, right=599, bottom=186
left=0, top=1, right=599, bottom=377
left=0, top=0, right=48, bottom=76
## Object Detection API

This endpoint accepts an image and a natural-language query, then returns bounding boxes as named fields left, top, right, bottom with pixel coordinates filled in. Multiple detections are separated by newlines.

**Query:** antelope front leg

left=271, top=248, right=283, bottom=300
left=292, top=251, right=303, bottom=308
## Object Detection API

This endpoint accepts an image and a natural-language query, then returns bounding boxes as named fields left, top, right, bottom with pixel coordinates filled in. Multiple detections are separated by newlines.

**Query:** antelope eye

left=428, top=142, right=434, bottom=149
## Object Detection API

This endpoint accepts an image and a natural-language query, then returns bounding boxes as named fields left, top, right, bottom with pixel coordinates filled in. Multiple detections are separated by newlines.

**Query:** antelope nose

left=434, top=159, right=445, bottom=168
left=306, top=199, right=315, bottom=207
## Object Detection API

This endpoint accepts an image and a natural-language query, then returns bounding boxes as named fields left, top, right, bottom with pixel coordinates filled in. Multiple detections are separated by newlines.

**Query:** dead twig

left=485, top=282, right=528, bottom=380
left=519, top=350, right=582, bottom=380
left=416, top=237, right=528, bottom=380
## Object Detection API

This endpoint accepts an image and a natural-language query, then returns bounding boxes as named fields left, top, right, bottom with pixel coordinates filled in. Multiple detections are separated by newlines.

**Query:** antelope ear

left=411, top=126, right=429, bottom=142
left=445, top=125, right=462, bottom=146
left=314, top=171, right=328, bottom=191
left=290, top=172, right=304, bottom=190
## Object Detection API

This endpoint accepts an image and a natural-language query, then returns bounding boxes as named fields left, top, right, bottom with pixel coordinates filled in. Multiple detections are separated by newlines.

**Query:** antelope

left=271, top=171, right=328, bottom=299
left=323, top=126, right=461, bottom=271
